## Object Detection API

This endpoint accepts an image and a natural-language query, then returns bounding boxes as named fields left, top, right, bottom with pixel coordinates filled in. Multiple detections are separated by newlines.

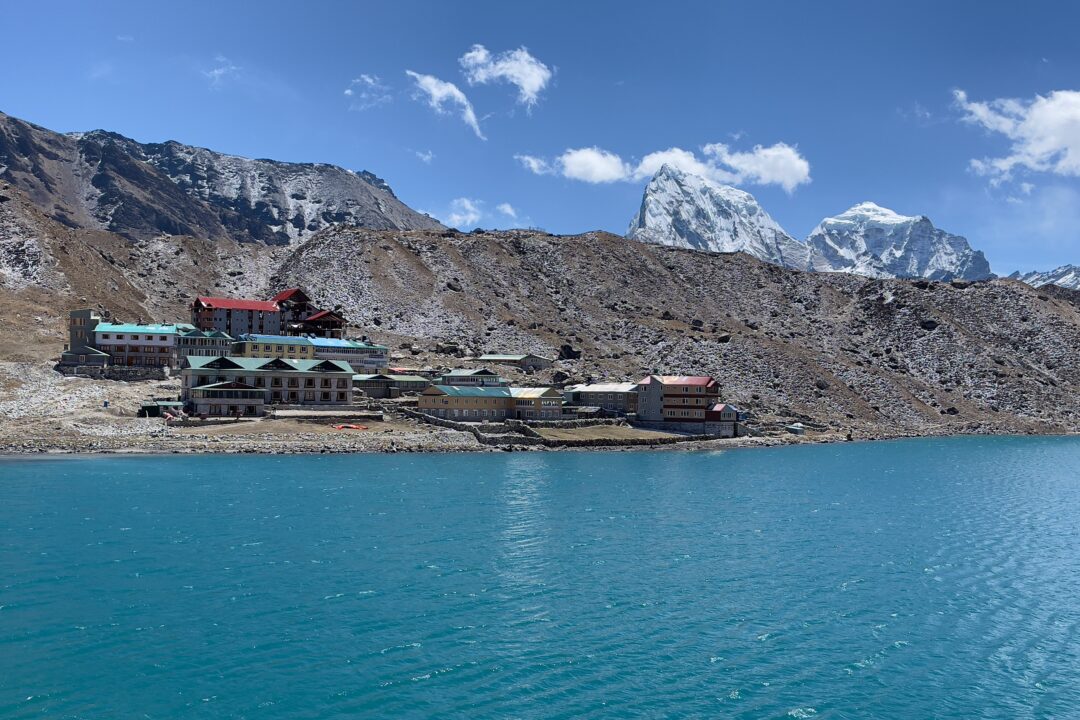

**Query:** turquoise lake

left=2, top=437, right=1080, bottom=717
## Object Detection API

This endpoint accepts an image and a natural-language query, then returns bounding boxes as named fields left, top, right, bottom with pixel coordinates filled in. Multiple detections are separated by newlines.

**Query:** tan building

left=563, top=382, right=639, bottom=414
left=353, top=373, right=431, bottom=399
left=189, top=382, right=266, bottom=417
left=181, top=356, right=354, bottom=407
left=231, top=334, right=315, bottom=360
left=510, top=387, right=563, bottom=419
left=419, top=385, right=513, bottom=421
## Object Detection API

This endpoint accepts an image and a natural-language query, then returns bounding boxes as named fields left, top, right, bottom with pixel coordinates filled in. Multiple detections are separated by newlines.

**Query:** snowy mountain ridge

left=627, top=165, right=994, bottom=282
left=626, top=164, right=812, bottom=269
left=1009, top=265, right=1080, bottom=291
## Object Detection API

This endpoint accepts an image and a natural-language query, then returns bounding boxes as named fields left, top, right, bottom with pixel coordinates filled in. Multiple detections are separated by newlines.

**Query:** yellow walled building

left=231, top=334, right=315, bottom=360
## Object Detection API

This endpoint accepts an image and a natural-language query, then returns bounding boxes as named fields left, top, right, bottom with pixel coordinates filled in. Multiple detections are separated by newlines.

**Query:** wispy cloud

left=496, top=202, right=517, bottom=219
left=344, top=74, right=391, bottom=110
left=414, top=149, right=435, bottom=164
left=115, top=34, right=134, bottom=43
left=459, top=44, right=553, bottom=110
left=203, top=55, right=241, bottom=89
left=955, top=88, right=1080, bottom=184
left=445, top=197, right=483, bottom=228
left=517, top=141, right=812, bottom=193
left=405, top=70, right=484, bottom=139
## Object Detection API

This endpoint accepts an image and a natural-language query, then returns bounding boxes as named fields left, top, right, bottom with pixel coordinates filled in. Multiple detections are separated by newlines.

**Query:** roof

left=425, top=385, right=512, bottom=398
left=303, top=309, right=343, bottom=322
left=709, top=403, right=740, bottom=412
left=353, top=374, right=429, bottom=383
left=95, top=322, right=195, bottom=335
left=637, top=375, right=717, bottom=387
left=179, top=329, right=233, bottom=339
left=477, top=354, right=540, bottom=362
left=140, top=400, right=185, bottom=407
left=308, top=337, right=356, bottom=348
left=184, top=356, right=352, bottom=373
left=195, top=296, right=279, bottom=312
left=270, top=287, right=306, bottom=303
left=444, top=368, right=499, bottom=377
left=509, top=387, right=561, bottom=399
left=566, top=383, right=639, bottom=393
left=238, top=334, right=314, bottom=345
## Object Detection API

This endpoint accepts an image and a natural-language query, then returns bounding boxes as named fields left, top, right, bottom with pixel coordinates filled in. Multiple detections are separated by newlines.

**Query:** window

left=321, top=392, right=330, bottom=401
left=101, top=334, right=111, bottom=339
left=337, top=392, right=346, bottom=401
left=337, top=379, right=348, bottom=388
left=304, top=378, right=315, bottom=388
left=305, top=391, right=315, bottom=401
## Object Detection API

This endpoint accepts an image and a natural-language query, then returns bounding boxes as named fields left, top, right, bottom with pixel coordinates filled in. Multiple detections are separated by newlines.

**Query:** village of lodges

left=57, top=287, right=746, bottom=437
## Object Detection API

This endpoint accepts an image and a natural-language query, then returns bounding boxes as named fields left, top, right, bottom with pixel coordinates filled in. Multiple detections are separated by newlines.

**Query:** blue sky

left=4, top=1, right=1079, bottom=273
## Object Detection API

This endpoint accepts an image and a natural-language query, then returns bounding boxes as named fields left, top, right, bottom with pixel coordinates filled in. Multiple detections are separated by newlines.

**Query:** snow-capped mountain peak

left=626, top=164, right=812, bottom=269
left=807, top=201, right=993, bottom=281
left=1009, top=265, right=1080, bottom=291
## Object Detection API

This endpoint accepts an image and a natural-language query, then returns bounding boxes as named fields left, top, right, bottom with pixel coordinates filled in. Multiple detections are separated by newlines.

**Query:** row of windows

left=268, top=391, right=348, bottom=402
left=112, top=346, right=171, bottom=354
left=100, top=334, right=170, bottom=341
left=198, top=375, right=350, bottom=389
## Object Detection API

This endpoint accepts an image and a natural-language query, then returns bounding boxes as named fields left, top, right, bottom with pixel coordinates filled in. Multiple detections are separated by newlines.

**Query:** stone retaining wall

left=55, top=365, right=169, bottom=382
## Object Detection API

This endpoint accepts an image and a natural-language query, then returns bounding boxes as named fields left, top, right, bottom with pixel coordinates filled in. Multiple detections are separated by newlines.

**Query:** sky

left=3, top=0, right=1080, bottom=273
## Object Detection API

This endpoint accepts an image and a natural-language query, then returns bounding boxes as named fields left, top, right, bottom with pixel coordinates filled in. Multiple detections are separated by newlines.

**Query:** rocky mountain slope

left=2, top=198, right=1079, bottom=437
left=627, top=166, right=993, bottom=281
left=0, top=111, right=442, bottom=246
left=272, top=227, right=1080, bottom=436
left=1009, top=265, right=1080, bottom=291
left=627, top=164, right=812, bottom=268
left=807, top=202, right=993, bottom=281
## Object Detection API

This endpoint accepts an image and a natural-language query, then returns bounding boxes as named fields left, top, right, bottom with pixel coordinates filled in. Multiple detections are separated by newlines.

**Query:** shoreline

left=1, top=424, right=1074, bottom=459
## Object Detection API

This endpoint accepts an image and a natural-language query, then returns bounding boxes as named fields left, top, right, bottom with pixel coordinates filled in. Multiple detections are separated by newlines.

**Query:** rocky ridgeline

left=0, top=111, right=442, bottom=247
left=269, top=227, right=1080, bottom=437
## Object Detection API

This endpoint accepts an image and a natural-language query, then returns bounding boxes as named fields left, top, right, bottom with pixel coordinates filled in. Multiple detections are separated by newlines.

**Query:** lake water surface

left=2, top=437, right=1080, bottom=718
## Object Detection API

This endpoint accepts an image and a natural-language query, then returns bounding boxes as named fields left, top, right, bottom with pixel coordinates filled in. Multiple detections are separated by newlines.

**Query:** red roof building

left=636, top=374, right=720, bottom=422
left=191, top=297, right=282, bottom=336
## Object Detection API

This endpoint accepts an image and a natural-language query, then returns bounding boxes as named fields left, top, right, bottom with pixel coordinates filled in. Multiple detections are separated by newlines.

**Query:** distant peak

left=832, top=201, right=912, bottom=225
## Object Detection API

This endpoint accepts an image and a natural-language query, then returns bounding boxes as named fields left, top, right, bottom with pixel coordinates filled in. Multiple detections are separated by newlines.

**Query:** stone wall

left=54, top=364, right=169, bottom=382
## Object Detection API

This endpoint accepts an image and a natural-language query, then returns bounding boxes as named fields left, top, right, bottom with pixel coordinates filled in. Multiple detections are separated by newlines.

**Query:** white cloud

left=116, top=34, right=134, bottom=43
left=514, top=154, right=553, bottom=175
left=633, top=147, right=735, bottom=183
left=445, top=198, right=483, bottom=228
left=516, top=142, right=811, bottom=191
left=955, top=88, right=1080, bottom=183
left=405, top=70, right=484, bottom=139
left=414, top=149, right=435, bottom=164
left=496, top=202, right=517, bottom=219
left=703, top=142, right=812, bottom=192
left=459, top=44, right=552, bottom=109
left=203, top=55, right=240, bottom=89
left=344, top=74, right=391, bottom=110
left=560, top=147, right=632, bottom=183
